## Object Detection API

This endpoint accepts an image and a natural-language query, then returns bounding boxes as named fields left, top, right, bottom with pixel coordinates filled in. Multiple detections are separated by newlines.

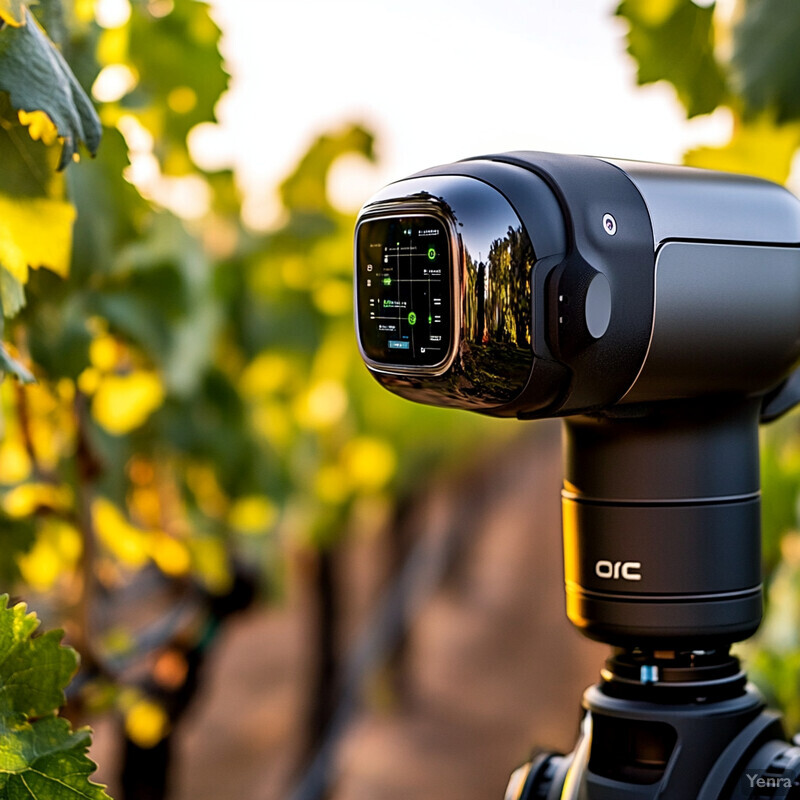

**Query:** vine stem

left=71, top=389, right=103, bottom=678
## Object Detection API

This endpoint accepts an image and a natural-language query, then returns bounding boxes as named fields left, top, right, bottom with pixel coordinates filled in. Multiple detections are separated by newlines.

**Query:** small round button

left=602, top=213, right=617, bottom=236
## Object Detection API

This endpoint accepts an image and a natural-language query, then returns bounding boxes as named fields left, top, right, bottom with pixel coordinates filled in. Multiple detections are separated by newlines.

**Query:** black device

left=354, top=151, right=800, bottom=798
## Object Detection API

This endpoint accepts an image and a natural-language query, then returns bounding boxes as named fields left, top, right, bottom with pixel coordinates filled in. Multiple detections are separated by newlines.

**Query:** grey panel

left=585, top=272, right=612, bottom=339
left=624, top=242, right=800, bottom=402
left=604, top=159, right=800, bottom=246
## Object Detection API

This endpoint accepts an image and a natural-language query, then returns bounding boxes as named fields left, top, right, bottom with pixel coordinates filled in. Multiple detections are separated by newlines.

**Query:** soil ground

left=91, top=421, right=606, bottom=799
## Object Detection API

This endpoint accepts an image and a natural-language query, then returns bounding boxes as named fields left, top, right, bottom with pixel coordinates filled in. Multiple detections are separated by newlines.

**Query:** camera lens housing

left=355, top=164, right=568, bottom=415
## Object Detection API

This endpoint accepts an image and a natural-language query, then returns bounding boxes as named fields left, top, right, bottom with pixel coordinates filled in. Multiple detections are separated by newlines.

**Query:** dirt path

left=91, top=421, right=606, bottom=800
left=333, top=421, right=604, bottom=800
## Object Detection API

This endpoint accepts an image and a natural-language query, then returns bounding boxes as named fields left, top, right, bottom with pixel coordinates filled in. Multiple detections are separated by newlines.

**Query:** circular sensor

left=602, top=213, right=617, bottom=236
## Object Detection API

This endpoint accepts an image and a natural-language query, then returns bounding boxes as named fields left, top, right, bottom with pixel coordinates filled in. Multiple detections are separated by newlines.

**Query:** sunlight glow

left=92, top=64, right=137, bottom=103
left=327, top=152, right=382, bottom=214
left=95, top=0, right=131, bottom=29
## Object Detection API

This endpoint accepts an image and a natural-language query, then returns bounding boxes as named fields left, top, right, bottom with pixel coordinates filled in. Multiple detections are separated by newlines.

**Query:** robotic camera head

left=354, top=152, right=800, bottom=651
left=355, top=151, right=800, bottom=417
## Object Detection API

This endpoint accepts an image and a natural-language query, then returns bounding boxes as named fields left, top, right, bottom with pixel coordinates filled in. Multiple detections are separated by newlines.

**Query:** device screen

left=356, top=215, right=453, bottom=369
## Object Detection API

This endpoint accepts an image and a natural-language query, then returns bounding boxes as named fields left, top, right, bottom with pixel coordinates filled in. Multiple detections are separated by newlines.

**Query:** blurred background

left=4, top=0, right=800, bottom=798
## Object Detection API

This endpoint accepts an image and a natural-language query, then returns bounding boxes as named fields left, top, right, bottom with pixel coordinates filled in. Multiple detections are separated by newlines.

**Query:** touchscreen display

left=356, top=215, right=453, bottom=369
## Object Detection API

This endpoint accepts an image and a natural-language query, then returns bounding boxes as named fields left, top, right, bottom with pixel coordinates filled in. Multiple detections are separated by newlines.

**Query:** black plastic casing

left=356, top=152, right=800, bottom=417
left=355, top=152, right=800, bottom=649
left=563, top=399, right=764, bottom=647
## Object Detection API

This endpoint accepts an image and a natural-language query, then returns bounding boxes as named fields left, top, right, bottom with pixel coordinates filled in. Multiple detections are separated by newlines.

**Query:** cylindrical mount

left=562, top=399, right=763, bottom=648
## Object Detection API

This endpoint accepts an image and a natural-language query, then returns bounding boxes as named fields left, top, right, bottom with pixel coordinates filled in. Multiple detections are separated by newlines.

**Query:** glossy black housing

left=355, top=152, right=800, bottom=418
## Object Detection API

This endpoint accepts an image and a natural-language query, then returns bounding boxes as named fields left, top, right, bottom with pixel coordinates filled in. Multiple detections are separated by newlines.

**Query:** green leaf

left=66, top=126, right=150, bottom=284
left=0, top=717, right=111, bottom=799
left=279, top=123, right=375, bottom=217
left=0, top=342, right=34, bottom=382
left=616, top=0, right=727, bottom=117
left=0, top=93, right=63, bottom=200
left=0, top=596, right=111, bottom=799
left=732, top=0, right=800, bottom=122
left=0, top=7, right=101, bottom=168
left=22, top=286, right=93, bottom=380
left=0, top=99, right=76, bottom=288
left=0, top=597, right=76, bottom=721
left=0, top=268, right=25, bottom=318
left=0, top=515, right=35, bottom=587
left=90, top=213, right=220, bottom=396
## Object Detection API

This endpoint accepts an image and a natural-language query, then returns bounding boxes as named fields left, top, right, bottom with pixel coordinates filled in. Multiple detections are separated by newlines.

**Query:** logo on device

left=595, top=560, right=641, bottom=581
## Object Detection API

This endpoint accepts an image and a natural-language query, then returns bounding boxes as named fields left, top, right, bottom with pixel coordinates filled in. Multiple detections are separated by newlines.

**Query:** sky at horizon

left=198, top=0, right=731, bottom=227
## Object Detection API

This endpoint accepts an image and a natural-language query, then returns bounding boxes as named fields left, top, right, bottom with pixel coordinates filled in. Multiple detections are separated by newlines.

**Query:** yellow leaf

left=18, top=109, right=60, bottom=147
left=97, top=24, right=129, bottom=66
left=313, top=280, right=352, bottom=316
left=314, top=464, right=350, bottom=504
left=149, top=534, right=191, bottom=576
left=91, top=371, right=165, bottom=435
left=341, top=437, right=396, bottom=492
left=626, top=0, right=682, bottom=26
left=0, top=438, right=31, bottom=484
left=279, top=256, right=308, bottom=290
left=17, top=519, right=82, bottom=591
left=0, top=194, right=76, bottom=282
left=125, top=698, right=169, bottom=749
left=0, top=0, right=26, bottom=26
left=28, top=418, right=61, bottom=471
left=92, top=496, right=150, bottom=568
left=685, top=116, right=800, bottom=184
left=89, top=334, right=119, bottom=372
left=73, top=0, right=96, bottom=24
left=3, top=482, right=73, bottom=517
left=24, top=382, right=58, bottom=415
left=127, top=456, right=155, bottom=485
left=18, top=383, right=76, bottom=470
left=17, top=537, right=61, bottom=591
left=185, top=463, right=228, bottom=518
left=56, top=378, right=75, bottom=403
left=294, top=379, right=348, bottom=430
left=252, top=401, right=292, bottom=449
left=102, top=627, right=136, bottom=657
left=190, top=537, right=232, bottom=594
left=167, top=86, right=197, bottom=114
left=77, top=367, right=102, bottom=395
left=228, top=495, right=277, bottom=535
left=128, top=486, right=161, bottom=528
left=239, top=352, right=292, bottom=397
